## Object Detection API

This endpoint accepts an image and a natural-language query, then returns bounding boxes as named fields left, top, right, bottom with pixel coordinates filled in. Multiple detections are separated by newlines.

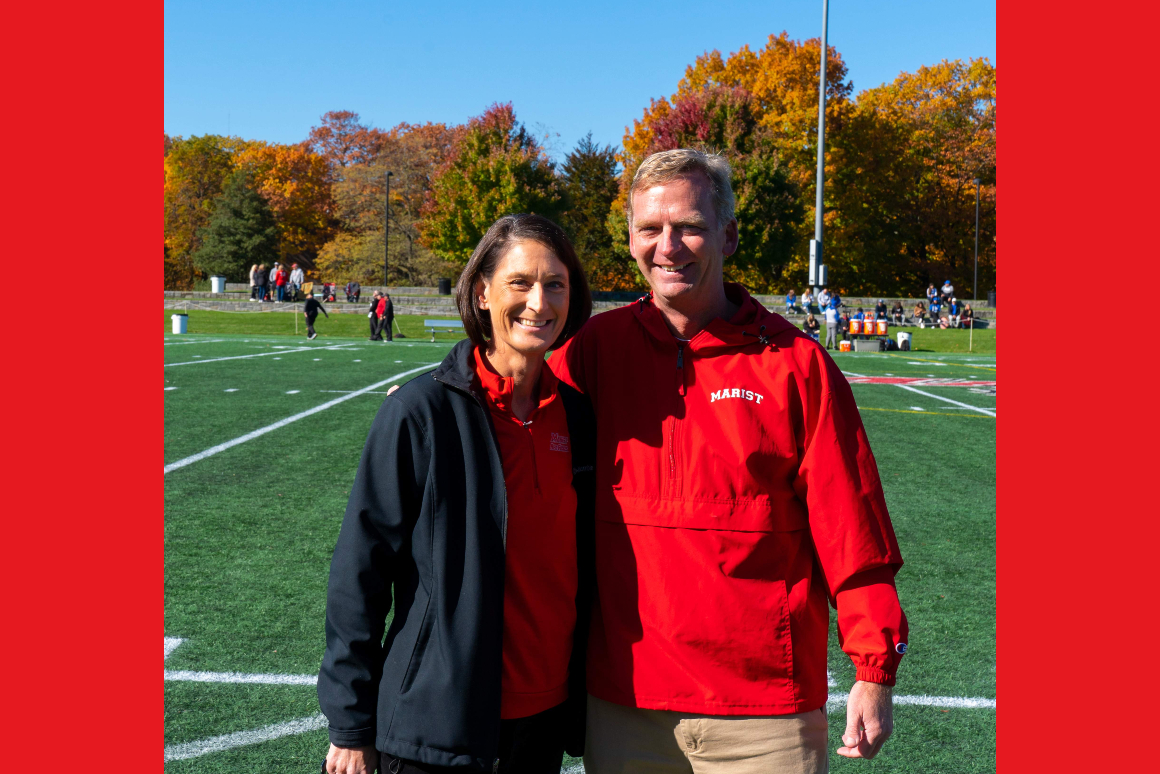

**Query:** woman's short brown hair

left=455, top=214, right=591, bottom=350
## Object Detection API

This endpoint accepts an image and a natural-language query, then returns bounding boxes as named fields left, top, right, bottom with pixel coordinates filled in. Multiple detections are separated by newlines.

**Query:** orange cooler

left=876, top=319, right=888, bottom=335
left=839, top=340, right=852, bottom=352
left=849, top=319, right=863, bottom=335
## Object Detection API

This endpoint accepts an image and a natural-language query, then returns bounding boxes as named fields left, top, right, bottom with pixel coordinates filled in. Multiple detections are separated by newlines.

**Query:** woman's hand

left=325, top=743, right=379, bottom=774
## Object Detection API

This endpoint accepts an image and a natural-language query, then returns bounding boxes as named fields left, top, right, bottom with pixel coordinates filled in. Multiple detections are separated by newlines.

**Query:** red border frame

left=1, top=0, right=160, bottom=767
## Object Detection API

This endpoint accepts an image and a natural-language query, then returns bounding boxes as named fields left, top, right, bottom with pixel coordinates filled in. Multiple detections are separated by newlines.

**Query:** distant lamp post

left=970, top=177, right=981, bottom=352
left=384, top=170, right=394, bottom=288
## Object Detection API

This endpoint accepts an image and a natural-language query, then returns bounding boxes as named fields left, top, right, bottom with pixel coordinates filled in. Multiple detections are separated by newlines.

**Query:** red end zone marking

left=847, top=376, right=996, bottom=387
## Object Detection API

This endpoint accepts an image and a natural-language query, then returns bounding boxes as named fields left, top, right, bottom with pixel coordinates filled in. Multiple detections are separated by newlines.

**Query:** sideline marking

left=165, top=387, right=178, bottom=391
left=164, top=714, right=327, bottom=762
left=164, top=339, right=227, bottom=346
left=887, top=353, right=996, bottom=372
left=894, top=384, right=996, bottom=417
left=166, top=345, right=352, bottom=368
left=859, top=407, right=992, bottom=419
left=163, top=363, right=437, bottom=474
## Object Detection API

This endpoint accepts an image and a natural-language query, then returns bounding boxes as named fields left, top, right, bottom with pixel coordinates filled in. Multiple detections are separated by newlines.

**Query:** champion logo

left=709, top=388, right=765, bottom=405
left=550, top=432, right=570, bottom=452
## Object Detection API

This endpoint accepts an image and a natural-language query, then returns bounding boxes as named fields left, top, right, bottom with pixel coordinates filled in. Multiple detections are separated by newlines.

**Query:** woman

left=912, top=300, right=926, bottom=325
left=249, top=263, right=258, bottom=300
left=253, top=263, right=268, bottom=301
left=803, top=312, right=820, bottom=341
left=962, top=303, right=975, bottom=328
left=891, top=301, right=905, bottom=324
left=320, top=214, right=594, bottom=774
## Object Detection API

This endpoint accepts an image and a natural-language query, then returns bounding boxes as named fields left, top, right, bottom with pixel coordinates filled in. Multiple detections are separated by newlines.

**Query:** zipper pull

left=676, top=346, right=684, bottom=369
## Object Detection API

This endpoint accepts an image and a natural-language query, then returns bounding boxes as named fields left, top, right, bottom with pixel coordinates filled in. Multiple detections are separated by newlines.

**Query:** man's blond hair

left=626, top=148, right=735, bottom=229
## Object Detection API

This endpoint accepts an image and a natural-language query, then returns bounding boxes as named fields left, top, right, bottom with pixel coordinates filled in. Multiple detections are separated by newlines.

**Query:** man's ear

left=722, top=218, right=740, bottom=258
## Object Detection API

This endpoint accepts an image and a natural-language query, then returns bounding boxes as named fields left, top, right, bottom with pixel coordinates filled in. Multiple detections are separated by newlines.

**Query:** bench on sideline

left=424, top=319, right=462, bottom=342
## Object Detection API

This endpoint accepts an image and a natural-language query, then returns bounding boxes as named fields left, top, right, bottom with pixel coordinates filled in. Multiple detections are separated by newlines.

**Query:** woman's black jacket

left=318, top=339, right=595, bottom=771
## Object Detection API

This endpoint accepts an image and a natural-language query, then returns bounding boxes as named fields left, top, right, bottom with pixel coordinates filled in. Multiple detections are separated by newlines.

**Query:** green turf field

left=164, top=326, right=996, bottom=772
left=164, top=309, right=996, bottom=354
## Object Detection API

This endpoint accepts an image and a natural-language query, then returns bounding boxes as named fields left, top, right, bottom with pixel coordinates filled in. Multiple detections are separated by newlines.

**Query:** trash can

left=171, top=313, right=188, bottom=334
left=987, top=290, right=996, bottom=307
left=210, top=275, right=227, bottom=293
left=437, top=277, right=452, bottom=295
left=897, top=331, right=911, bottom=351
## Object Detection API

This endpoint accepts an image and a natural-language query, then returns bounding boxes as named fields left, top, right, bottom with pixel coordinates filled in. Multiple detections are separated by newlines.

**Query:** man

left=824, top=302, right=840, bottom=350
left=553, top=149, right=907, bottom=774
left=941, top=279, right=954, bottom=303
left=303, top=291, right=328, bottom=340
left=947, top=297, right=962, bottom=328
left=289, top=263, right=305, bottom=300
left=254, top=263, right=269, bottom=302
left=367, top=291, right=384, bottom=341
left=817, top=287, right=830, bottom=312
left=379, top=292, right=395, bottom=342
left=875, top=299, right=888, bottom=320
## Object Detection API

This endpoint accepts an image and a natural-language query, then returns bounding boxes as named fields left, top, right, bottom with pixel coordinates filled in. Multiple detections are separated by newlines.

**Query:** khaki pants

left=584, top=695, right=827, bottom=774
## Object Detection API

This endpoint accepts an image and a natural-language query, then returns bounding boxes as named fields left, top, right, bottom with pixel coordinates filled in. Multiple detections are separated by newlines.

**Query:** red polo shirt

left=473, top=346, right=578, bottom=719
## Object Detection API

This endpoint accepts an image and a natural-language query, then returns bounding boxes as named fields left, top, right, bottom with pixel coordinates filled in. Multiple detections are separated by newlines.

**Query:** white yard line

left=163, top=363, right=437, bottom=474
left=166, top=345, right=353, bottom=367
left=164, top=638, right=185, bottom=660
left=164, top=714, right=327, bottom=761
left=165, top=669, right=318, bottom=685
left=894, top=384, right=996, bottom=417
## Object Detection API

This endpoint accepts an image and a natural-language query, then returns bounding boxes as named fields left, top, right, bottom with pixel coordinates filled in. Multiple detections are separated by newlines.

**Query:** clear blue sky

left=165, top=0, right=995, bottom=160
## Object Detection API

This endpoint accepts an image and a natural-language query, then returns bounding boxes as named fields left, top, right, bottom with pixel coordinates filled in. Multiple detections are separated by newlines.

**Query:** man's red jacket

left=552, top=285, right=907, bottom=715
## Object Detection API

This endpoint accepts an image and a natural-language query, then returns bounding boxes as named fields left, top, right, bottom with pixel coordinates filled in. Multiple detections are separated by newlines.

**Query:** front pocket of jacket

left=396, top=593, right=434, bottom=696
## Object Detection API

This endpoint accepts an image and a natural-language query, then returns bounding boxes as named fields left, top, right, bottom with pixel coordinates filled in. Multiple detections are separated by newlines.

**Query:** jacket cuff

left=855, top=666, right=896, bottom=686
left=328, top=726, right=377, bottom=748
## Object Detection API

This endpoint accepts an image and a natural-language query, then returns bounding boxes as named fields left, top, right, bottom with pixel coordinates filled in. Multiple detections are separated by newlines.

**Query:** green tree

left=191, top=170, right=280, bottom=280
left=560, top=133, right=620, bottom=282
left=420, top=104, right=563, bottom=266
left=164, top=135, right=234, bottom=288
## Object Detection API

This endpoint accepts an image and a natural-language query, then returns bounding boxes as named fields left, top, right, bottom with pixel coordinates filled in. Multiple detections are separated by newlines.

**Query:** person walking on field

left=367, top=291, right=384, bottom=341
left=552, top=149, right=908, bottom=774
left=304, top=292, right=329, bottom=340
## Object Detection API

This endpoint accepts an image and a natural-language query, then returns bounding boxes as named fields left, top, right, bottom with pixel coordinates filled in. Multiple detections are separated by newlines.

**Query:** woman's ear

left=474, top=277, right=490, bottom=310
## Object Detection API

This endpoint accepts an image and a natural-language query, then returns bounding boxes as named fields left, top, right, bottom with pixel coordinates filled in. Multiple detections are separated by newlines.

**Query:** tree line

left=164, top=33, right=995, bottom=297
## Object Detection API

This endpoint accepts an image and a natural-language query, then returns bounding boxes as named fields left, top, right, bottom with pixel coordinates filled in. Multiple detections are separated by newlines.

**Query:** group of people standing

left=367, top=290, right=394, bottom=341
left=320, top=149, right=907, bottom=774
left=249, top=261, right=305, bottom=302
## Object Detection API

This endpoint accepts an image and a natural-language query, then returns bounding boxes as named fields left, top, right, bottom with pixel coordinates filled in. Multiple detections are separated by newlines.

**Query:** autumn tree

left=420, top=104, right=563, bottom=266
left=560, top=133, right=620, bottom=284
left=306, top=110, right=389, bottom=173
left=317, top=122, right=463, bottom=285
left=191, top=169, right=280, bottom=280
left=234, top=141, right=336, bottom=270
left=164, top=135, right=234, bottom=289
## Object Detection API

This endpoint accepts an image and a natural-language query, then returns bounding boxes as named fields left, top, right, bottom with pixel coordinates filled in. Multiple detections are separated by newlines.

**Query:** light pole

left=970, top=177, right=980, bottom=352
left=384, top=170, right=394, bottom=289
left=809, top=0, right=830, bottom=298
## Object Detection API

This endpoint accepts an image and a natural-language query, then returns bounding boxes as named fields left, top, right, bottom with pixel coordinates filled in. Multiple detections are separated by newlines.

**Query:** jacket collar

left=473, top=344, right=559, bottom=415
left=632, top=283, right=796, bottom=354
left=432, top=338, right=481, bottom=395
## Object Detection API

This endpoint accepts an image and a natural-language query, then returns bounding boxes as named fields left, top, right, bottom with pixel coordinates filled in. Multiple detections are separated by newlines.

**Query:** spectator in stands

left=941, top=280, right=954, bottom=302
left=289, top=263, right=305, bottom=300
left=368, top=291, right=384, bottom=341
left=928, top=296, right=942, bottom=321
left=254, top=264, right=269, bottom=302
left=926, top=283, right=938, bottom=307
left=912, top=301, right=926, bottom=325
left=962, top=303, right=975, bottom=328
left=249, top=264, right=258, bottom=301
left=274, top=263, right=289, bottom=302
left=785, top=289, right=797, bottom=314
left=803, top=312, right=820, bottom=341
left=824, top=303, right=839, bottom=349
left=948, top=298, right=962, bottom=328
left=303, top=291, right=329, bottom=340
left=801, top=288, right=815, bottom=314
left=875, top=299, right=888, bottom=320
left=892, top=302, right=905, bottom=324
left=853, top=307, right=865, bottom=321
left=345, top=280, right=361, bottom=303
left=817, top=287, right=831, bottom=311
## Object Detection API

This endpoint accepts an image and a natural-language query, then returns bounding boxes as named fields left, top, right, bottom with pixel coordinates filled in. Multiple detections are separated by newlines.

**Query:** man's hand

left=836, top=680, right=893, bottom=759
left=325, top=743, right=378, bottom=774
